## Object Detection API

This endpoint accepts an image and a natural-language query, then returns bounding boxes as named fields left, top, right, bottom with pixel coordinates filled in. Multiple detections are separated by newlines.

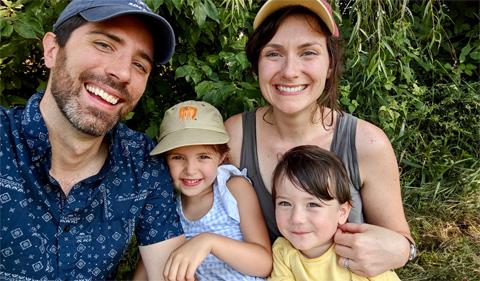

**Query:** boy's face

left=274, top=176, right=350, bottom=259
left=166, top=145, right=226, bottom=199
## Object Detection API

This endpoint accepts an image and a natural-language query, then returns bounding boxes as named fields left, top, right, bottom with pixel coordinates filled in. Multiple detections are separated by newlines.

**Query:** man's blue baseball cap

left=53, top=0, right=175, bottom=65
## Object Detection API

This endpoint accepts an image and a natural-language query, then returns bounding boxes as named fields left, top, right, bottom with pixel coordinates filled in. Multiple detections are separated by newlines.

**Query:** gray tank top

left=240, top=110, right=364, bottom=242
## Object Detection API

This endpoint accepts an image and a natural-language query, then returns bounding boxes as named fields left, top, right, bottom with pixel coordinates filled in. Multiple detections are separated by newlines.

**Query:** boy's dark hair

left=272, top=145, right=352, bottom=205
left=246, top=6, right=343, bottom=126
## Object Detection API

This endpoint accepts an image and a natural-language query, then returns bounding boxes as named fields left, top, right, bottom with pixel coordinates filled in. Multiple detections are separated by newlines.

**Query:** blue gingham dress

left=177, top=164, right=265, bottom=281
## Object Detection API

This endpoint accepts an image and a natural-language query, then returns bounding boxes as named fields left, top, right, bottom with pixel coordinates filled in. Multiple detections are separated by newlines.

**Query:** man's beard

left=49, top=49, right=134, bottom=137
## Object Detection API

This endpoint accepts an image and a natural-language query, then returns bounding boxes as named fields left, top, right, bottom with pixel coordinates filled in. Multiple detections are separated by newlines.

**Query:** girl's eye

left=199, top=154, right=212, bottom=160
left=169, top=155, right=183, bottom=160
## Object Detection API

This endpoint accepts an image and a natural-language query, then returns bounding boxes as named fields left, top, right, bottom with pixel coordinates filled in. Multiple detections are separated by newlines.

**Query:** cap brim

left=253, top=0, right=339, bottom=37
left=150, top=129, right=230, bottom=155
left=81, top=6, right=175, bottom=64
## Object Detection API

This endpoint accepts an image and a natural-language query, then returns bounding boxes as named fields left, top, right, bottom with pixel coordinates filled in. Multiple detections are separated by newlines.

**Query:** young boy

left=269, top=145, right=401, bottom=281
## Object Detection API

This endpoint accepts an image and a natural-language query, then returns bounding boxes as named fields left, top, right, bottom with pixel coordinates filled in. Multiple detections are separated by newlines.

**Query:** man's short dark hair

left=53, top=15, right=87, bottom=47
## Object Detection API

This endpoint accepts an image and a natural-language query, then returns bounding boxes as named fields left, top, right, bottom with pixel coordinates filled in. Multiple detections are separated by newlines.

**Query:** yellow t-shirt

left=268, top=238, right=401, bottom=281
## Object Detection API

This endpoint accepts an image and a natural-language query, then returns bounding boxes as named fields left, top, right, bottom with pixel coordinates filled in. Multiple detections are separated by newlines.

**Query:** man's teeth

left=86, top=85, right=119, bottom=105
left=277, top=85, right=306, bottom=93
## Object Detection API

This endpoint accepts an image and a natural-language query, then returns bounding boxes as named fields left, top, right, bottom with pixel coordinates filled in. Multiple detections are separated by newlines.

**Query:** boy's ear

left=338, top=202, right=351, bottom=225
left=43, top=32, right=59, bottom=69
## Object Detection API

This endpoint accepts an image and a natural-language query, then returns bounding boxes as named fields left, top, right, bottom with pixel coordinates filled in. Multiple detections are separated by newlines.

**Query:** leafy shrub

left=1, top=0, right=478, bottom=280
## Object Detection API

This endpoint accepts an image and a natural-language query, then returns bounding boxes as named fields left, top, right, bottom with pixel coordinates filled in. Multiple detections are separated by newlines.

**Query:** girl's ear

left=43, top=32, right=59, bottom=69
left=338, top=202, right=351, bottom=225
left=219, top=152, right=228, bottom=164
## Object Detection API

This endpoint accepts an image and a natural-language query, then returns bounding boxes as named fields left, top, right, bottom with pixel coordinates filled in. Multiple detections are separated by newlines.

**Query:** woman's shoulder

left=355, top=118, right=393, bottom=154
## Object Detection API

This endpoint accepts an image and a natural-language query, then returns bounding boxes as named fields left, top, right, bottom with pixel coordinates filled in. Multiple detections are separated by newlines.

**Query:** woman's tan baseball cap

left=253, top=0, right=339, bottom=37
left=150, top=101, right=229, bottom=155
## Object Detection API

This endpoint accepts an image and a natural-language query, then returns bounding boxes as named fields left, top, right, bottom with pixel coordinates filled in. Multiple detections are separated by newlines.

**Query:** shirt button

left=63, top=225, right=71, bottom=232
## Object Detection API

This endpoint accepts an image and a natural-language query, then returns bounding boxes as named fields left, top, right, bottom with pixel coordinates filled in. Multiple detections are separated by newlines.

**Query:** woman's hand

left=163, top=233, right=212, bottom=281
left=334, top=223, right=410, bottom=277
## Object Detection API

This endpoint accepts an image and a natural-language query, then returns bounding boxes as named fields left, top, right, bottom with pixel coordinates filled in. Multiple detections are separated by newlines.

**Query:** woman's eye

left=302, top=50, right=318, bottom=56
left=169, top=155, right=182, bottom=160
left=199, top=155, right=212, bottom=160
left=265, top=51, right=281, bottom=58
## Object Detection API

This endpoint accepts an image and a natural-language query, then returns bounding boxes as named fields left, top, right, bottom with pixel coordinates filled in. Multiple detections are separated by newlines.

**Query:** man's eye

left=133, top=62, right=147, bottom=73
left=94, top=41, right=113, bottom=51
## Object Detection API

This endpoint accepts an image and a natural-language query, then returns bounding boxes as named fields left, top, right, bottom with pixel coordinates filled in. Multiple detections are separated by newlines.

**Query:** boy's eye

left=277, top=200, right=291, bottom=207
left=307, top=202, right=321, bottom=208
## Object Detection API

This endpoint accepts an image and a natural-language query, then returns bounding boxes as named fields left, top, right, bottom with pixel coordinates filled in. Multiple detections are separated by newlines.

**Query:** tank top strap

left=331, top=112, right=361, bottom=191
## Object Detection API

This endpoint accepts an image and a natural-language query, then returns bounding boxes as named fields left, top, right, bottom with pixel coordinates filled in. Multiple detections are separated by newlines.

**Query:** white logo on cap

left=128, top=0, right=149, bottom=11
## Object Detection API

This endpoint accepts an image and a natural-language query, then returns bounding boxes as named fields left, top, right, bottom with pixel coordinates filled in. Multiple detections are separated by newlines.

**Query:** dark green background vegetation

left=1, top=0, right=478, bottom=280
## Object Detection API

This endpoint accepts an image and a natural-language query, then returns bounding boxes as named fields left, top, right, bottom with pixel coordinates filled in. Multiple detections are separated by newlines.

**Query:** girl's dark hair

left=246, top=6, right=343, bottom=126
left=211, top=143, right=230, bottom=156
left=272, top=145, right=352, bottom=206
left=53, top=15, right=88, bottom=47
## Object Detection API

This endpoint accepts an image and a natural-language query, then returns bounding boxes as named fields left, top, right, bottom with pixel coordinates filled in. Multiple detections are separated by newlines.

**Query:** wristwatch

left=407, top=239, right=417, bottom=263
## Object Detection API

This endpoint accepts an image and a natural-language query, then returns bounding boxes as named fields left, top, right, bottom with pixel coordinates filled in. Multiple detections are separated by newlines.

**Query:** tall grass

left=338, top=1, right=479, bottom=280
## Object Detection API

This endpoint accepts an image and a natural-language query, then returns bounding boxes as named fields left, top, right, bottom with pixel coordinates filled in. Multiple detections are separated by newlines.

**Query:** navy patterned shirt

left=0, top=92, right=183, bottom=281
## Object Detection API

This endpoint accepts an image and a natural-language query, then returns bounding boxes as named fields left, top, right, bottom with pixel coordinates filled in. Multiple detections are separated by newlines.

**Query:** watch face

left=409, top=243, right=417, bottom=260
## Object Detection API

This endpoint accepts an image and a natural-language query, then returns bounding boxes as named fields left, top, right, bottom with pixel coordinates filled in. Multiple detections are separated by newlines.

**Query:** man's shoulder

left=112, top=123, right=156, bottom=151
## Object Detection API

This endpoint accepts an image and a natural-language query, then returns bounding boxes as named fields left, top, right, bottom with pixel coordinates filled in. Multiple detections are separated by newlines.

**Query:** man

left=0, top=0, right=185, bottom=280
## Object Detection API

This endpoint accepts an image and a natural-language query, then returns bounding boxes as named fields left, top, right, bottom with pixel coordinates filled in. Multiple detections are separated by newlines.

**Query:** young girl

left=269, top=145, right=400, bottom=281
left=149, top=100, right=271, bottom=281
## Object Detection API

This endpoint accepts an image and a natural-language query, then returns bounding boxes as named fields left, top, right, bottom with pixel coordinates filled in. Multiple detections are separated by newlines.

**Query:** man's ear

left=338, top=202, right=351, bottom=225
left=43, top=32, right=59, bottom=69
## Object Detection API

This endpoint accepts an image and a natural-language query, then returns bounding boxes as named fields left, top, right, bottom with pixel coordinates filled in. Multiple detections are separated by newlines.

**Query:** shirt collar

left=22, top=92, right=119, bottom=167
left=22, top=92, right=51, bottom=162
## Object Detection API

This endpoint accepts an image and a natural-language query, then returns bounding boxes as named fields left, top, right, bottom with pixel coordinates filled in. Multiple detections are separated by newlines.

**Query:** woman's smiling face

left=257, top=14, right=331, bottom=115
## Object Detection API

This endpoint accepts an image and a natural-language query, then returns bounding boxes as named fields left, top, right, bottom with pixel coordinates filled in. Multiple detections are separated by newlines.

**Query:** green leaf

left=204, top=0, right=219, bottom=23
left=14, top=21, right=37, bottom=39
left=194, top=2, right=207, bottom=26
left=1, top=23, right=14, bottom=37
left=459, top=43, right=473, bottom=63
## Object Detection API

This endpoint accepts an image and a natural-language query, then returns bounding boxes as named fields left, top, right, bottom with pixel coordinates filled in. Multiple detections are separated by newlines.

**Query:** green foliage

left=1, top=0, right=478, bottom=280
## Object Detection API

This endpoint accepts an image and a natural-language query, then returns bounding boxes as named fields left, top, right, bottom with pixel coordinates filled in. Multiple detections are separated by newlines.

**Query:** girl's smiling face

left=166, top=145, right=226, bottom=198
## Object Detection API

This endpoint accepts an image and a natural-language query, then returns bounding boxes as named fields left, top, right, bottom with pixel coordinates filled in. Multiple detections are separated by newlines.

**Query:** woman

left=225, top=0, right=416, bottom=277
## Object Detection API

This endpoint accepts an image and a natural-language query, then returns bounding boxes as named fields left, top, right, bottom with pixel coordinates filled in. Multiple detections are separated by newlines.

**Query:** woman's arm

left=334, top=119, right=412, bottom=276
left=224, top=113, right=243, bottom=167
left=163, top=176, right=272, bottom=281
